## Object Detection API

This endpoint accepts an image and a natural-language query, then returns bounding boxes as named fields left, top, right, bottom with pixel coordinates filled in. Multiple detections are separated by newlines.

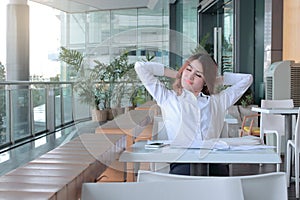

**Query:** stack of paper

left=146, top=136, right=275, bottom=150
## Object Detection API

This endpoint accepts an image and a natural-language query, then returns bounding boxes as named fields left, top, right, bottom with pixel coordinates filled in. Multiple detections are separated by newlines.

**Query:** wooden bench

left=95, top=104, right=160, bottom=182
left=95, top=109, right=155, bottom=147
left=0, top=133, right=125, bottom=200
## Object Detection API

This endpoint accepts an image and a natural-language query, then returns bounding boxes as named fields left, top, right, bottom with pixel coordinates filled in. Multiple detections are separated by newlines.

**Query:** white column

left=6, top=0, right=29, bottom=81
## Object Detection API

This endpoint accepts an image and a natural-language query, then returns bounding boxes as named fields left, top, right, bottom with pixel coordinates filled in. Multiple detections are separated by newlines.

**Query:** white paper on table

left=226, top=145, right=275, bottom=151
left=166, top=135, right=275, bottom=151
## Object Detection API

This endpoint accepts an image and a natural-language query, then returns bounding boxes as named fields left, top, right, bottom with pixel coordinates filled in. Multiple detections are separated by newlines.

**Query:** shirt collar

left=181, top=89, right=208, bottom=99
left=200, top=92, right=209, bottom=98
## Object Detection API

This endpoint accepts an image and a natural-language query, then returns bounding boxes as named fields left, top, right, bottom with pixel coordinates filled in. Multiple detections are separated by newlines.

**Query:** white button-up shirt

left=135, top=61, right=253, bottom=147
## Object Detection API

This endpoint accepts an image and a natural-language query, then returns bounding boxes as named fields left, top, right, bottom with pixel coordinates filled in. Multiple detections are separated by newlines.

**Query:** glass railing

left=0, top=79, right=164, bottom=150
left=0, top=81, right=91, bottom=149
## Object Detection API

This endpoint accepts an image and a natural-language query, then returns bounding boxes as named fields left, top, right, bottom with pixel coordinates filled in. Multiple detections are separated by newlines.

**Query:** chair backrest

left=137, top=170, right=288, bottom=200
left=295, top=108, right=300, bottom=149
left=239, top=172, right=288, bottom=200
left=260, top=99, right=294, bottom=135
left=81, top=178, right=244, bottom=200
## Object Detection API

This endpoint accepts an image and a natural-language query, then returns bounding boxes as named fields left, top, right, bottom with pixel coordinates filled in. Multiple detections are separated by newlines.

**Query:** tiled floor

left=0, top=120, right=298, bottom=199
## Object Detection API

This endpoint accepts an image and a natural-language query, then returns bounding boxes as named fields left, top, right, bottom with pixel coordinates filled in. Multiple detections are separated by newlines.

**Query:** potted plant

left=59, top=47, right=141, bottom=121
left=92, top=52, right=136, bottom=118
left=59, top=47, right=110, bottom=122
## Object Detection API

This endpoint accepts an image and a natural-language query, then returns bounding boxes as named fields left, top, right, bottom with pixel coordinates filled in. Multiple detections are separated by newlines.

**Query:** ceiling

left=30, top=0, right=176, bottom=13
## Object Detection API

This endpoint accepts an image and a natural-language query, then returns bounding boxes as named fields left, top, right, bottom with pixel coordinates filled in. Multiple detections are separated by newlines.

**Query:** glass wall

left=32, top=88, right=46, bottom=133
left=0, top=82, right=77, bottom=148
left=61, top=1, right=198, bottom=74
left=11, top=89, right=30, bottom=141
left=198, top=0, right=234, bottom=74
left=0, top=89, right=7, bottom=144
left=182, top=0, right=198, bottom=59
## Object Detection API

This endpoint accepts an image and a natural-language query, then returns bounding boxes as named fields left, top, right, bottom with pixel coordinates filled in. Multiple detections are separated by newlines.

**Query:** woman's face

left=181, top=59, right=206, bottom=95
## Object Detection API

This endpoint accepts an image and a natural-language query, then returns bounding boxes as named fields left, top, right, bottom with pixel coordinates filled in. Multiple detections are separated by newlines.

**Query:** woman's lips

left=185, top=79, right=192, bottom=85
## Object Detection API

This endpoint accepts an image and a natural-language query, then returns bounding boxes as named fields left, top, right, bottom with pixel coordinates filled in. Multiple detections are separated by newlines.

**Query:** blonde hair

left=172, top=53, right=217, bottom=96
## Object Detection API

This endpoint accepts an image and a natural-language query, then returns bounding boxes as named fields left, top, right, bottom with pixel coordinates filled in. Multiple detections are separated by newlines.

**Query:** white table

left=251, top=107, right=299, bottom=172
left=119, top=141, right=281, bottom=176
left=251, top=107, right=299, bottom=143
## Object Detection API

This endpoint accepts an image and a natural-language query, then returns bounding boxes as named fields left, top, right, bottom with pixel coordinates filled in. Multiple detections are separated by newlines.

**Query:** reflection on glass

left=111, top=9, right=137, bottom=45
left=198, top=0, right=234, bottom=74
left=55, top=131, right=62, bottom=139
left=55, top=88, right=62, bottom=127
left=69, top=13, right=86, bottom=44
left=0, top=89, right=7, bottom=145
left=63, top=86, right=73, bottom=123
left=32, top=87, right=46, bottom=133
left=0, top=152, right=10, bottom=163
left=222, top=0, right=234, bottom=73
left=88, top=11, right=110, bottom=44
left=12, top=89, right=30, bottom=141
left=34, top=136, right=46, bottom=148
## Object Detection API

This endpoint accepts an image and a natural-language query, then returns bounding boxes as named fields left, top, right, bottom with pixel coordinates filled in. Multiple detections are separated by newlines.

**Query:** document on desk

left=165, top=136, right=275, bottom=151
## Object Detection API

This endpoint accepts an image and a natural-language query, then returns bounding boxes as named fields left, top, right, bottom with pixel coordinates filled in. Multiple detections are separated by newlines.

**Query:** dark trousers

left=169, top=163, right=229, bottom=176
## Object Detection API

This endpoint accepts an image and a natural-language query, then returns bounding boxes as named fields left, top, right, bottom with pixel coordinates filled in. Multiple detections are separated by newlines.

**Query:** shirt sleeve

left=220, top=72, right=253, bottom=109
left=134, top=61, right=172, bottom=105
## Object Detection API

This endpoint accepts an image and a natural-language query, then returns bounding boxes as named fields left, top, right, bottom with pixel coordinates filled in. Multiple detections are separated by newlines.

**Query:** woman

left=135, top=53, right=253, bottom=175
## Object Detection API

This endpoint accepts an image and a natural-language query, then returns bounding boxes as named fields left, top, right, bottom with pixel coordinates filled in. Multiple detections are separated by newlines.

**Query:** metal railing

left=0, top=81, right=91, bottom=149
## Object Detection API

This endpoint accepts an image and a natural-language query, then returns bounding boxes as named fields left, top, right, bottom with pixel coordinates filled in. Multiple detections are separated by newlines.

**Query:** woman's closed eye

left=195, top=73, right=202, bottom=78
left=186, top=66, right=202, bottom=78
left=186, top=66, right=192, bottom=72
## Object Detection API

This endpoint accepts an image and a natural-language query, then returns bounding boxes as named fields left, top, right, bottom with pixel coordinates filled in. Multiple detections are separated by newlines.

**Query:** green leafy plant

left=234, top=88, right=254, bottom=107
left=192, top=33, right=213, bottom=55
left=59, top=47, right=138, bottom=110
left=59, top=47, right=108, bottom=110
left=92, top=52, right=135, bottom=108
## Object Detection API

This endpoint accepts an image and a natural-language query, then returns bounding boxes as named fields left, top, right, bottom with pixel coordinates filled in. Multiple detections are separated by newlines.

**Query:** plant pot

left=107, top=108, right=114, bottom=120
left=125, top=106, right=135, bottom=113
left=91, top=109, right=108, bottom=122
left=111, top=107, right=125, bottom=117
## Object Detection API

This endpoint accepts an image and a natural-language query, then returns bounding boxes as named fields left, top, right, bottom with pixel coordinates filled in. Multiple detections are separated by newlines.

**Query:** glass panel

left=12, top=89, right=30, bottom=141
left=87, top=45, right=111, bottom=66
left=111, top=9, right=137, bottom=47
left=0, top=89, right=8, bottom=144
left=32, top=88, right=46, bottom=133
left=222, top=0, right=234, bottom=73
left=54, top=87, right=62, bottom=127
left=198, top=0, right=234, bottom=74
left=88, top=11, right=110, bottom=44
left=69, top=13, right=86, bottom=44
left=63, top=85, right=73, bottom=123
left=136, top=8, right=169, bottom=63
left=182, top=0, right=198, bottom=58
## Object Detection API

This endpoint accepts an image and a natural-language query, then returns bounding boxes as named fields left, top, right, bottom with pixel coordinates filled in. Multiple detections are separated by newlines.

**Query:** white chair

left=260, top=99, right=294, bottom=171
left=286, top=107, right=300, bottom=198
left=260, top=99, right=294, bottom=154
left=137, top=170, right=288, bottom=200
left=81, top=178, right=244, bottom=200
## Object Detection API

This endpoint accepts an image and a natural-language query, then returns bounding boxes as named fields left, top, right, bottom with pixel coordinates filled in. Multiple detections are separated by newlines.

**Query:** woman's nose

left=188, top=72, right=195, bottom=80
